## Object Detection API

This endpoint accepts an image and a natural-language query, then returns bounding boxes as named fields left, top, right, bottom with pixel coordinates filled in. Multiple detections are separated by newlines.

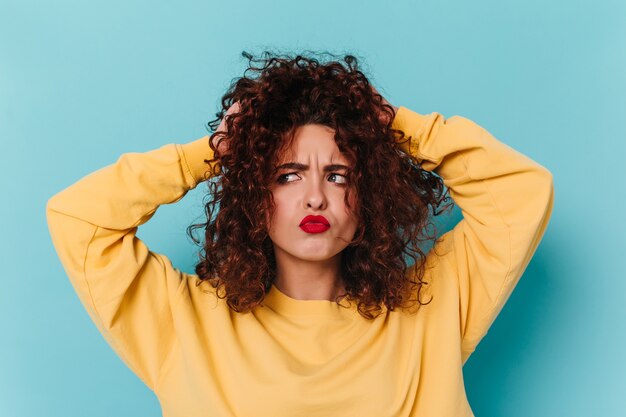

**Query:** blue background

left=2, top=0, right=624, bottom=415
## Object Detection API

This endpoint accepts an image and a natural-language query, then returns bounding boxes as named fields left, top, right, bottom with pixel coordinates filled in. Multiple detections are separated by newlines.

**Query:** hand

left=212, top=101, right=241, bottom=155
left=370, top=85, right=399, bottom=125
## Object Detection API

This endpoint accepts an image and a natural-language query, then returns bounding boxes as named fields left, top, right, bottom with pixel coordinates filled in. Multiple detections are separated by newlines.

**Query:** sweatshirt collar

left=261, top=283, right=359, bottom=317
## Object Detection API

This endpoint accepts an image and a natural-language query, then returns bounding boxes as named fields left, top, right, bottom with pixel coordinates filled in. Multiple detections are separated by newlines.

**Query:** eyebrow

left=274, top=162, right=352, bottom=173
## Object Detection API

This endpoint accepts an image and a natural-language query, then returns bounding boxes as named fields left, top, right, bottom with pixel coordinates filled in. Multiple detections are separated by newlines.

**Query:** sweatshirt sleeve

left=45, top=135, right=218, bottom=392
left=391, top=106, right=554, bottom=364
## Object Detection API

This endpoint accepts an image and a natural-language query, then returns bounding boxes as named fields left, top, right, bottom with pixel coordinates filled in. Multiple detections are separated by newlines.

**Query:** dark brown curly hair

left=186, top=50, right=453, bottom=320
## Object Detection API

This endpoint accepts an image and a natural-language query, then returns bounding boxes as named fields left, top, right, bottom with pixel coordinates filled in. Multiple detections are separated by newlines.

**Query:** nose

left=302, top=175, right=327, bottom=210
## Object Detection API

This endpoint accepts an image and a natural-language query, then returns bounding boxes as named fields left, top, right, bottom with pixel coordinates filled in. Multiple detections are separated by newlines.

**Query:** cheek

left=265, top=197, right=287, bottom=233
left=346, top=213, right=359, bottom=233
left=339, top=198, right=358, bottom=228
left=345, top=193, right=360, bottom=233
left=345, top=190, right=359, bottom=216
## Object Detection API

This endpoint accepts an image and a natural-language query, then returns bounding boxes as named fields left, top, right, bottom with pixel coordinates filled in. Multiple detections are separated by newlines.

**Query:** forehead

left=276, top=124, right=351, bottom=164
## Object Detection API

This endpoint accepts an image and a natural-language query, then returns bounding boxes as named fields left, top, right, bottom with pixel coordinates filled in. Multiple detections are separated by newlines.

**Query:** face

left=266, top=124, right=359, bottom=263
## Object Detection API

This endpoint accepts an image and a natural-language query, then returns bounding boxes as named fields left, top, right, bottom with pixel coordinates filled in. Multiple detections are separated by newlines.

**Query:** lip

left=300, top=223, right=330, bottom=233
left=299, top=215, right=330, bottom=227
left=299, top=215, right=330, bottom=233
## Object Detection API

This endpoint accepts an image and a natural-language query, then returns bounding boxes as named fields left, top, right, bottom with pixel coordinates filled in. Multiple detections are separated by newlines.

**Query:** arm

left=391, top=107, right=554, bottom=364
left=46, top=136, right=217, bottom=391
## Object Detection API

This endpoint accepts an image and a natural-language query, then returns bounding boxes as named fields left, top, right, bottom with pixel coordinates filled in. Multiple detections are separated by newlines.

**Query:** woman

left=46, top=51, right=554, bottom=417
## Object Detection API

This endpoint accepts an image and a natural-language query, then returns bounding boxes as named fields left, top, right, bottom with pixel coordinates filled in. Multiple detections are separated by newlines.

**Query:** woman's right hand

left=212, top=101, right=241, bottom=155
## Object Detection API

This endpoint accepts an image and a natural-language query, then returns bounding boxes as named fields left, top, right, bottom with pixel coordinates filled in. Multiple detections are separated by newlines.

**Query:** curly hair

left=186, top=50, right=453, bottom=320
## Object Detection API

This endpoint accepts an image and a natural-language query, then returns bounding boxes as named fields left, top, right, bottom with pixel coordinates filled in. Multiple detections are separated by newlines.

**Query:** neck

left=273, top=251, right=345, bottom=301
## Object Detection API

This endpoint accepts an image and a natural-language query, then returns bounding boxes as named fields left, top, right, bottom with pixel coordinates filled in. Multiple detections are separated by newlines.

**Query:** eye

left=275, top=172, right=348, bottom=185
left=276, top=172, right=299, bottom=184
left=328, top=173, right=348, bottom=185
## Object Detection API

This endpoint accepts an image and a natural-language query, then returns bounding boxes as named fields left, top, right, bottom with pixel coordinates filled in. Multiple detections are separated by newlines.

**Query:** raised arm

left=46, top=136, right=218, bottom=391
left=391, top=106, right=554, bottom=364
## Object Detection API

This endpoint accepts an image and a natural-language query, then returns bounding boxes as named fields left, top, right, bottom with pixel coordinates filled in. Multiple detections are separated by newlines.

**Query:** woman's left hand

left=370, top=85, right=399, bottom=125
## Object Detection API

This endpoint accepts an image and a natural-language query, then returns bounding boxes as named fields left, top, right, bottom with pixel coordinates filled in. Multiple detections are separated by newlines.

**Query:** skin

left=266, top=124, right=359, bottom=301
left=213, top=86, right=397, bottom=301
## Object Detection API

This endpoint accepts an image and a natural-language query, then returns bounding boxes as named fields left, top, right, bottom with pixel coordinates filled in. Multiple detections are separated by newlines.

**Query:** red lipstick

left=299, top=215, right=330, bottom=233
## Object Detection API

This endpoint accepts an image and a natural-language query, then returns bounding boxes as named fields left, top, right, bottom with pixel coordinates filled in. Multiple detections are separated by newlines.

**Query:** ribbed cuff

left=177, top=135, right=217, bottom=188
left=391, top=106, right=430, bottom=157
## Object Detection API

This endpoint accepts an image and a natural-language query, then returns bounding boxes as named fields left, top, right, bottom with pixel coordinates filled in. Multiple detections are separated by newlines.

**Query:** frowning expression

left=266, top=124, right=359, bottom=262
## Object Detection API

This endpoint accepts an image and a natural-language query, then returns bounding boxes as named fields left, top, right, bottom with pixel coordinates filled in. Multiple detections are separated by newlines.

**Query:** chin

left=295, top=246, right=344, bottom=261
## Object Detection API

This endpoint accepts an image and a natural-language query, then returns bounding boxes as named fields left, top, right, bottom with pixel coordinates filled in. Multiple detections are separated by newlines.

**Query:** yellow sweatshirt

left=46, top=106, right=554, bottom=417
